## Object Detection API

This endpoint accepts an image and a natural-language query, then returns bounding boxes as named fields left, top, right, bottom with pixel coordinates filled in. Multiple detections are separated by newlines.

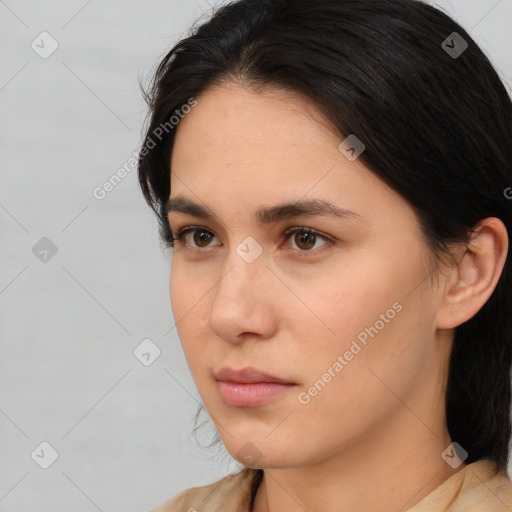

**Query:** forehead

left=172, top=81, right=339, bottom=161
left=170, top=81, right=346, bottom=189
left=168, top=81, right=412, bottom=228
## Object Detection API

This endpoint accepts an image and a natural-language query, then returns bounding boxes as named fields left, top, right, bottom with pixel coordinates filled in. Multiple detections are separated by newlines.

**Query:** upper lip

left=215, top=366, right=295, bottom=384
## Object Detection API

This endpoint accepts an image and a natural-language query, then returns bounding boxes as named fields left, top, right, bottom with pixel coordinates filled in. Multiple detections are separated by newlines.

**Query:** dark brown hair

left=138, top=0, right=512, bottom=471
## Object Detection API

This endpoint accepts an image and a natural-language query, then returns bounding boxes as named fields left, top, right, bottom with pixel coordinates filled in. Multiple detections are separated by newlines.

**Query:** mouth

left=215, top=366, right=297, bottom=407
left=215, top=366, right=295, bottom=384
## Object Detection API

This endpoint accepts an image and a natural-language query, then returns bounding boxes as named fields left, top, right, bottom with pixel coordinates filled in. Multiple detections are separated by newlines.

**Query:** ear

left=436, top=217, right=509, bottom=330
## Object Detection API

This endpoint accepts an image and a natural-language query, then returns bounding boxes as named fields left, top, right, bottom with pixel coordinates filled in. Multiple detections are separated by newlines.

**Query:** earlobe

left=436, top=218, right=509, bottom=330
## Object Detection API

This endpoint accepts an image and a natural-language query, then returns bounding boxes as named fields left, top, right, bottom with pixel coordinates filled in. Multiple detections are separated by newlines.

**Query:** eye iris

left=193, top=230, right=212, bottom=247
left=186, top=229, right=319, bottom=250
left=295, top=231, right=315, bottom=250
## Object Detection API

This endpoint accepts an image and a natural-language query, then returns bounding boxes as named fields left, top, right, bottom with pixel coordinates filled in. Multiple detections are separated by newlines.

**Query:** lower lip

left=217, top=381, right=296, bottom=407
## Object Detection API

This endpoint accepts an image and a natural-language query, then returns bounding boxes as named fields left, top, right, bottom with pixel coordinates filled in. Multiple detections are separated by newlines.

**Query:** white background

left=1, top=1, right=511, bottom=511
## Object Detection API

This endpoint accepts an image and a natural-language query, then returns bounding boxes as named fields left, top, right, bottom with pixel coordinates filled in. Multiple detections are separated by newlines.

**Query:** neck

left=251, top=415, right=465, bottom=512
left=251, top=326, right=463, bottom=512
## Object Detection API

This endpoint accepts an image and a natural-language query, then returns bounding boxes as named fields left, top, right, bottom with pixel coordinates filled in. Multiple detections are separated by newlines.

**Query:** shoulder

left=149, top=467, right=262, bottom=512
left=408, top=458, right=512, bottom=511
left=451, top=459, right=512, bottom=511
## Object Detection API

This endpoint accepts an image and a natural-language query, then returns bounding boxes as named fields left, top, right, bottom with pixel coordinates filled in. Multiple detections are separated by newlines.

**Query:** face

left=168, top=81, right=447, bottom=469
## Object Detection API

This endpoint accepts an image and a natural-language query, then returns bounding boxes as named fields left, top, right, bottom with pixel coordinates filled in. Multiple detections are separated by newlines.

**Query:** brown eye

left=173, top=225, right=331, bottom=254
left=193, top=230, right=214, bottom=248
left=173, top=227, right=219, bottom=249
left=284, top=227, right=330, bottom=252
left=294, top=231, right=317, bottom=250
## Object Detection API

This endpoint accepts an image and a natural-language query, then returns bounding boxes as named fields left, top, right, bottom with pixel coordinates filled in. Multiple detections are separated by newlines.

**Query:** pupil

left=190, top=230, right=317, bottom=250
left=194, top=231, right=211, bottom=247
left=296, top=231, right=315, bottom=250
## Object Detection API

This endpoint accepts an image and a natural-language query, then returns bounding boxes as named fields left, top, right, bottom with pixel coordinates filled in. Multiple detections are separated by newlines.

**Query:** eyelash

left=167, top=225, right=334, bottom=255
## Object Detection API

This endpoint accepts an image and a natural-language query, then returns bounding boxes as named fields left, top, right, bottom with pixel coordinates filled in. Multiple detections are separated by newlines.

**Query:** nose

left=208, top=247, right=278, bottom=344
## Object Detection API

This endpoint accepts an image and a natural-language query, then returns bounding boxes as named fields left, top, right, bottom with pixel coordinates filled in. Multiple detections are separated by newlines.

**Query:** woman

left=138, top=0, right=512, bottom=510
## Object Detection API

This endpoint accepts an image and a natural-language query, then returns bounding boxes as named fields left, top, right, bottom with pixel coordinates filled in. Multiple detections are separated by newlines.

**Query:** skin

left=167, top=80, right=508, bottom=512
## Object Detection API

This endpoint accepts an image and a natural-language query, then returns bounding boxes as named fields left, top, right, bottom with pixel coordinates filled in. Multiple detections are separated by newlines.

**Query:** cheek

left=302, top=255, right=407, bottom=347
left=300, top=250, right=435, bottom=409
left=168, top=258, right=181, bottom=314
left=289, top=301, right=433, bottom=456
left=169, top=259, right=209, bottom=363
left=169, top=257, right=209, bottom=319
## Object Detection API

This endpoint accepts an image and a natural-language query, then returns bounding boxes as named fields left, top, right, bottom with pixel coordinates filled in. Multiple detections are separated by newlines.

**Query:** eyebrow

left=166, top=195, right=361, bottom=224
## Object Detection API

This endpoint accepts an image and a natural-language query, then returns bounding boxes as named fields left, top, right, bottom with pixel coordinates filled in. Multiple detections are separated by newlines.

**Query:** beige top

left=151, top=459, right=512, bottom=511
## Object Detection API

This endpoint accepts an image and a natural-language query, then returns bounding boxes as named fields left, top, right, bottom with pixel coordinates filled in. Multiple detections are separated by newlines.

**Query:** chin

left=221, top=437, right=302, bottom=469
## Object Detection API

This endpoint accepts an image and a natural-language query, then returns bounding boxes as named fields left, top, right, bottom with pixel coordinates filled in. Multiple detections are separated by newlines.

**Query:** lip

left=215, top=367, right=297, bottom=407
left=215, top=366, right=294, bottom=384
left=217, top=381, right=296, bottom=407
